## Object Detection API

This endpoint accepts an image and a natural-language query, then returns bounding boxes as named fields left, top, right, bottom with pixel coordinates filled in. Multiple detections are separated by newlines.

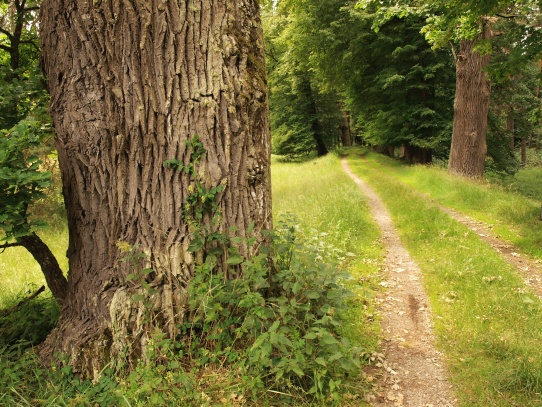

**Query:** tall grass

left=0, top=153, right=383, bottom=406
left=272, top=154, right=384, bottom=351
left=347, top=149, right=542, bottom=406
left=490, top=167, right=542, bottom=201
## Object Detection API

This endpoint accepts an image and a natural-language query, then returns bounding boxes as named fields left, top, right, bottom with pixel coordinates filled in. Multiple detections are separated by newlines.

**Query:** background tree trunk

left=402, top=144, right=432, bottom=164
left=507, top=108, right=515, bottom=149
left=338, top=101, right=352, bottom=147
left=448, top=23, right=491, bottom=178
left=39, top=0, right=271, bottom=377
left=521, top=136, right=527, bottom=166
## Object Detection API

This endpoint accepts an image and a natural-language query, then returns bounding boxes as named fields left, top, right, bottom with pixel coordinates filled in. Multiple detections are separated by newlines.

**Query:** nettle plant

left=172, top=215, right=361, bottom=402
left=120, top=136, right=361, bottom=403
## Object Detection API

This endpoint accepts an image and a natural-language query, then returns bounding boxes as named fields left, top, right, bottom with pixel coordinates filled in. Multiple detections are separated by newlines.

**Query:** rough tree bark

left=448, top=23, right=491, bottom=179
left=39, top=0, right=271, bottom=377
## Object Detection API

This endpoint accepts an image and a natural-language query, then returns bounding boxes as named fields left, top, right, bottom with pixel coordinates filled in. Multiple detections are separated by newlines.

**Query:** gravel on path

left=342, top=158, right=457, bottom=407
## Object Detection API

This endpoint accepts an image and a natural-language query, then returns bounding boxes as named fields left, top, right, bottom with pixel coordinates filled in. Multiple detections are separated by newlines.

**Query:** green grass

left=272, top=154, right=384, bottom=353
left=0, top=228, right=68, bottom=309
left=358, top=151, right=542, bottom=259
left=0, top=153, right=384, bottom=406
left=490, top=166, right=542, bottom=201
left=346, top=148, right=542, bottom=406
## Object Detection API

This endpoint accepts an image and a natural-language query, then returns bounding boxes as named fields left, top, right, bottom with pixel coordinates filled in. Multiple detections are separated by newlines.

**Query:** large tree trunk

left=448, top=24, right=491, bottom=179
left=39, top=0, right=271, bottom=377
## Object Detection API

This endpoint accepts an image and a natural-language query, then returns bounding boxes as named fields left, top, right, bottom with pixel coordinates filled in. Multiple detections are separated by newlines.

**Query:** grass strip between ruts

left=346, top=150, right=542, bottom=407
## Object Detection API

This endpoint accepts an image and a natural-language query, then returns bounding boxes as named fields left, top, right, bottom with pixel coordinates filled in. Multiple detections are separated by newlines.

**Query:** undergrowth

left=0, top=216, right=365, bottom=406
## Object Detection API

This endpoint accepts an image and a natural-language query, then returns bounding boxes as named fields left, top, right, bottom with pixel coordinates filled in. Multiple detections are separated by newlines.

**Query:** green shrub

left=180, top=215, right=361, bottom=402
left=0, top=216, right=363, bottom=406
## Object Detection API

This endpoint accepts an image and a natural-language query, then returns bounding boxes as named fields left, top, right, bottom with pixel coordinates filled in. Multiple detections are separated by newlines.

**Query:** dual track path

left=343, top=156, right=542, bottom=406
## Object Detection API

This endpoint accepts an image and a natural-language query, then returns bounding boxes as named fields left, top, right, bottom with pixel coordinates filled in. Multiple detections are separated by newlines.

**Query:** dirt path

left=435, top=205, right=542, bottom=299
left=342, top=159, right=457, bottom=407
left=355, top=152, right=542, bottom=299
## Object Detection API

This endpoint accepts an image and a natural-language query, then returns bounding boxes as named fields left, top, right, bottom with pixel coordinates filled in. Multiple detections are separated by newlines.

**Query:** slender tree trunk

left=448, top=23, right=491, bottom=179
left=507, top=108, right=515, bottom=150
left=18, top=233, right=67, bottom=302
left=299, top=77, right=328, bottom=156
left=521, top=136, right=527, bottom=166
left=338, top=101, right=352, bottom=147
left=39, top=0, right=271, bottom=377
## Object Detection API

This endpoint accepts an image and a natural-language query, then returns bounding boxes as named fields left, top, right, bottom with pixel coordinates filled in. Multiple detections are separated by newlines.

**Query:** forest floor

left=342, top=158, right=457, bottom=406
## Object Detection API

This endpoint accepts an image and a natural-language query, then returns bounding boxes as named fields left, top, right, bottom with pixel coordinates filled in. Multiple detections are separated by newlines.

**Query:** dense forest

left=265, top=0, right=542, bottom=175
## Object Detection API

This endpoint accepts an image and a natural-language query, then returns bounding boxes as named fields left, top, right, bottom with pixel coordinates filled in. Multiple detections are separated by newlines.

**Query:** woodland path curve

left=342, top=158, right=457, bottom=407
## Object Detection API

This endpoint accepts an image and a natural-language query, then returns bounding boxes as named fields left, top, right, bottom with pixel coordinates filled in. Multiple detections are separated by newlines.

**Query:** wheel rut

left=342, top=158, right=457, bottom=407
left=435, top=205, right=542, bottom=299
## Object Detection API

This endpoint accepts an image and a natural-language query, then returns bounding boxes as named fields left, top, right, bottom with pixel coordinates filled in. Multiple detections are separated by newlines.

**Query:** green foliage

left=165, top=135, right=224, bottom=221
left=0, top=2, right=57, bottom=242
left=181, top=215, right=360, bottom=401
left=0, top=218, right=363, bottom=406
left=265, top=1, right=457, bottom=160
left=356, top=0, right=542, bottom=172
left=265, top=2, right=342, bottom=157
left=339, top=12, right=455, bottom=157
left=0, top=121, right=51, bottom=240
